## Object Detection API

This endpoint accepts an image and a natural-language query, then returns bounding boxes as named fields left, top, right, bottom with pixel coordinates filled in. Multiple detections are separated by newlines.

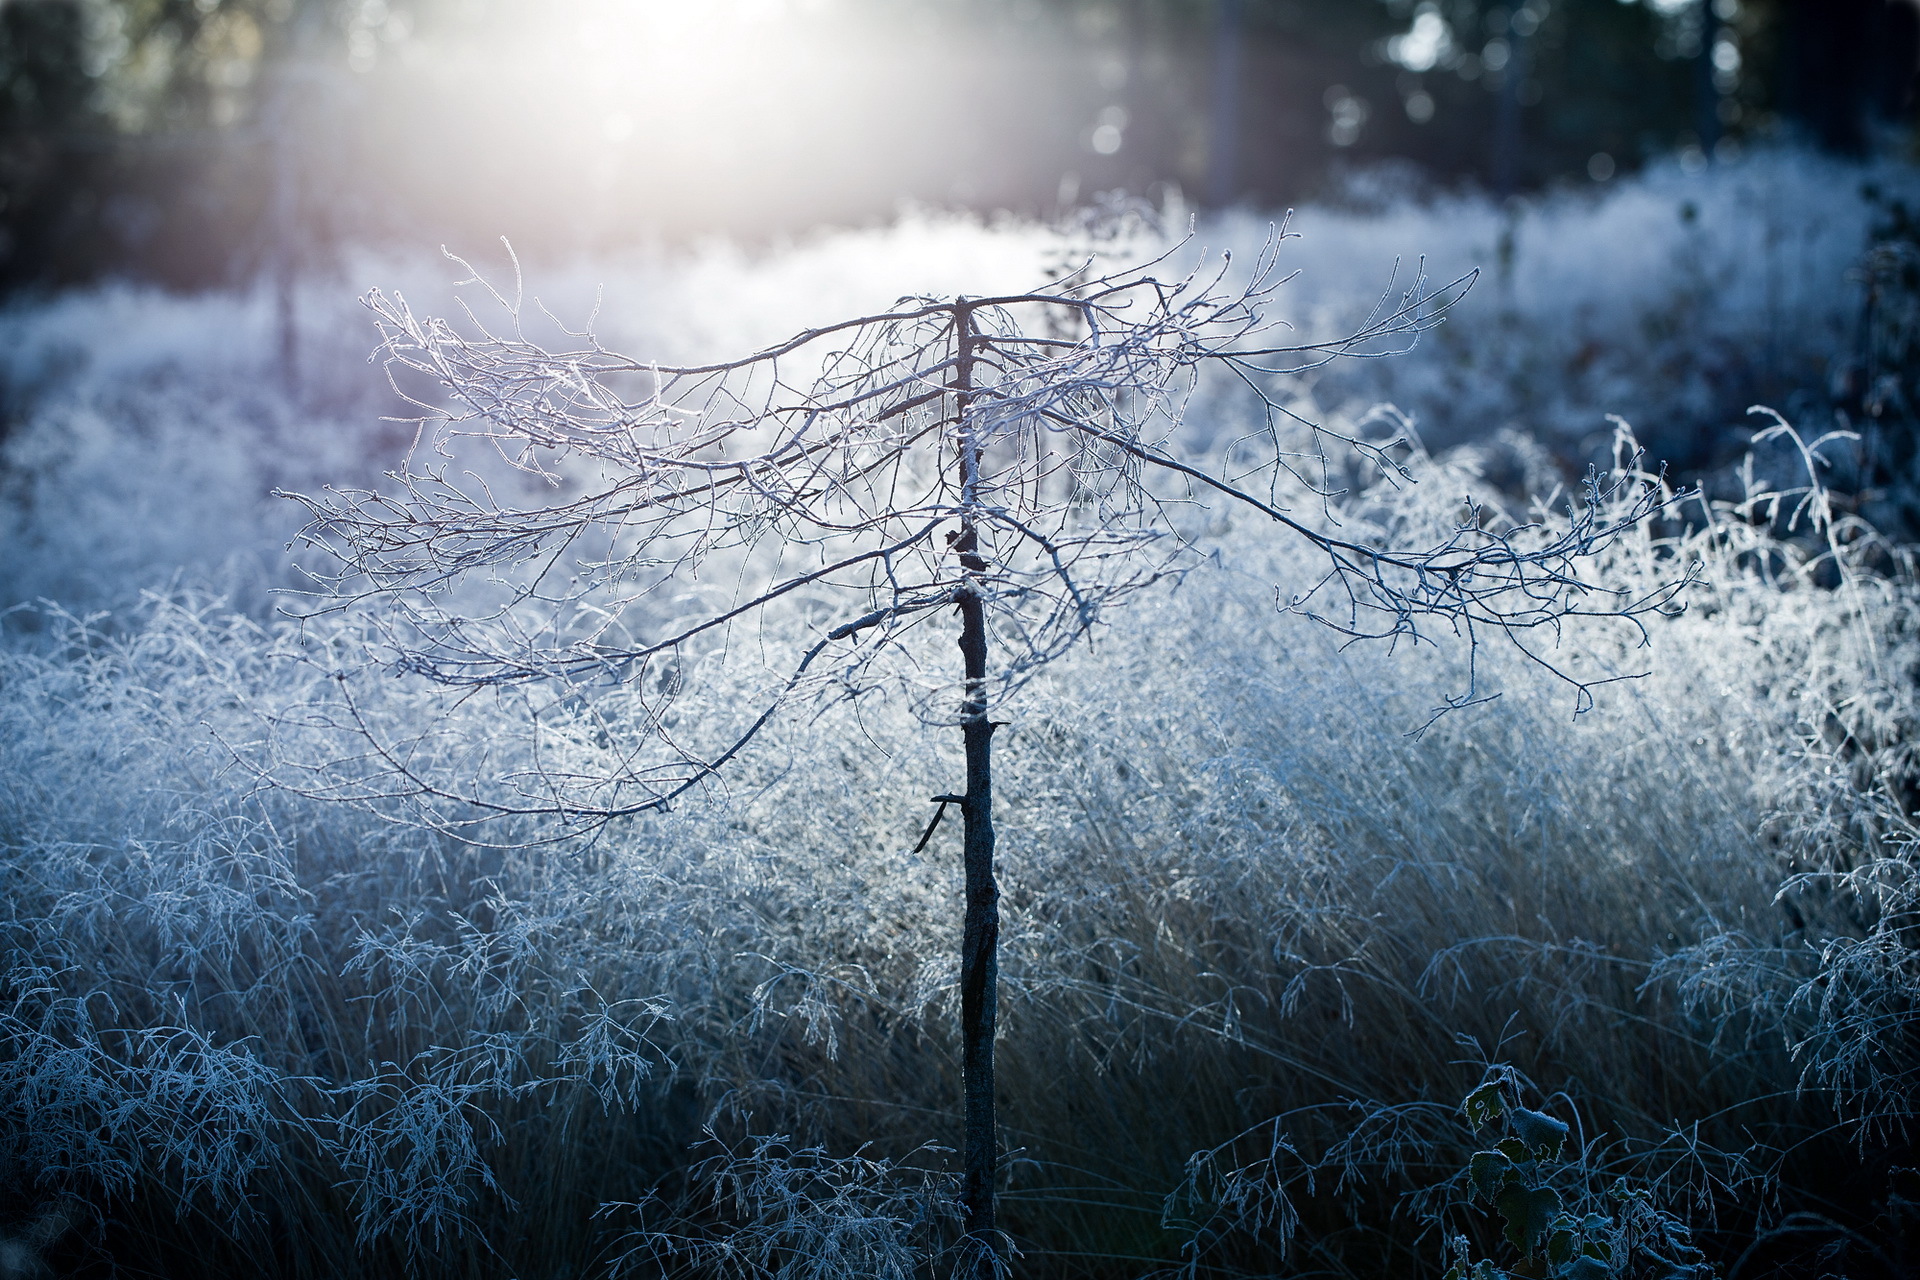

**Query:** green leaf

left=1582, top=1240, right=1613, bottom=1262
left=1512, top=1108, right=1569, bottom=1158
left=1547, top=1228, right=1577, bottom=1265
left=1465, top=1082, right=1506, bottom=1129
left=1497, top=1137, right=1535, bottom=1163
left=1496, top=1184, right=1562, bottom=1256
left=1470, top=1150, right=1518, bottom=1199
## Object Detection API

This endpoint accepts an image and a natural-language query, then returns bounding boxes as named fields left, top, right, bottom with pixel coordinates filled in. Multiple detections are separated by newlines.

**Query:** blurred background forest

left=0, top=0, right=1914, bottom=289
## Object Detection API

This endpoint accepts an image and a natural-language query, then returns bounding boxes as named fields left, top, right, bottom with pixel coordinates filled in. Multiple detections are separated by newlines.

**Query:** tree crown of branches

left=285, top=224, right=1682, bottom=827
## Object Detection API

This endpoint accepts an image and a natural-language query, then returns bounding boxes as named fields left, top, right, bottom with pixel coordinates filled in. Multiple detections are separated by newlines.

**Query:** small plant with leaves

left=1446, top=1075, right=1712, bottom=1280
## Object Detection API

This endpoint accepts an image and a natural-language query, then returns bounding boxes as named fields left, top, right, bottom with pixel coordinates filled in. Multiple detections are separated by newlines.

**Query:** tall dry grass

left=0, top=417, right=1911, bottom=1278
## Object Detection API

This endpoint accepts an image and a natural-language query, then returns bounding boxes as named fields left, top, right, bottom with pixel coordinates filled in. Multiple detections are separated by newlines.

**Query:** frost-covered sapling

left=284, top=226, right=1684, bottom=1272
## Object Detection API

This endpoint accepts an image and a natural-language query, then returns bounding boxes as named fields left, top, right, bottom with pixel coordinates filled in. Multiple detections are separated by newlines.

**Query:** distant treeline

left=0, top=0, right=1913, bottom=291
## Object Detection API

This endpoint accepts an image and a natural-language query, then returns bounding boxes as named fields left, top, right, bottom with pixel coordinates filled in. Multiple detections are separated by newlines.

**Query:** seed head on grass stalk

left=279, top=223, right=1689, bottom=1269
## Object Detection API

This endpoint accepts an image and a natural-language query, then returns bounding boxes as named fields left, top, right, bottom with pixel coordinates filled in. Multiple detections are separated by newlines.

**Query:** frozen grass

left=0, top=148, right=1916, bottom=1277
left=2, top=431, right=1913, bottom=1277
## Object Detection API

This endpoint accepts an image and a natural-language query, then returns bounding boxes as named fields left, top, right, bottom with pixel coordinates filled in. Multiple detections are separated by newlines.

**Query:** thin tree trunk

left=951, top=303, right=1002, bottom=1275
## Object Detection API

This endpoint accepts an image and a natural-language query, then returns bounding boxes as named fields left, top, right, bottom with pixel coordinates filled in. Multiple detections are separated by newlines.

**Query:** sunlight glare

left=383, top=0, right=889, bottom=241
